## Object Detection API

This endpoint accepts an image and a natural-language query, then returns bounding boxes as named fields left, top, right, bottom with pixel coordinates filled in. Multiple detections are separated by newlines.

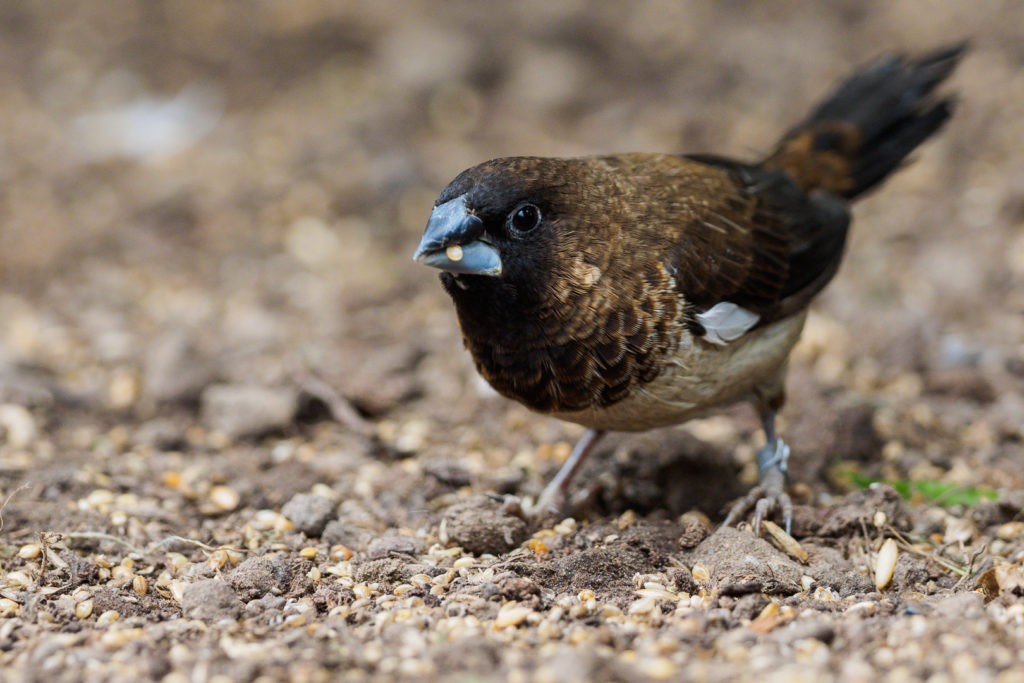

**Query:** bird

left=413, top=44, right=965, bottom=532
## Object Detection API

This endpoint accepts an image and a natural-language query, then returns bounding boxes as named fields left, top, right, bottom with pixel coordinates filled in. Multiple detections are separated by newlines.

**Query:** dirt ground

left=2, top=2, right=1024, bottom=681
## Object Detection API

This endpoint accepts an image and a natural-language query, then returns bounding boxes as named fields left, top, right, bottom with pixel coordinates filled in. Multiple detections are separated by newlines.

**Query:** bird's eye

left=508, top=204, right=541, bottom=234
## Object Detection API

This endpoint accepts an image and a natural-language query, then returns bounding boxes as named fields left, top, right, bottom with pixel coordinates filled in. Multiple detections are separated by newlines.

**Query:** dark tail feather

left=764, top=43, right=966, bottom=199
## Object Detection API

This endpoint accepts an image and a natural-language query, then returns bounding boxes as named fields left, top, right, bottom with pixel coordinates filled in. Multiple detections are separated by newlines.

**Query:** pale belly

left=549, top=311, right=808, bottom=432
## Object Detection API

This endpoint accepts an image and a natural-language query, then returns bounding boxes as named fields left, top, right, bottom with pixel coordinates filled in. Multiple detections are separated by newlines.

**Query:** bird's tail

left=763, top=43, right=965, bottom=199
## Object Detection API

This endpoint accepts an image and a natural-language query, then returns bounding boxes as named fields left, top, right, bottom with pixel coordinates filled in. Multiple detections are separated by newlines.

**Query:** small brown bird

left=414, top=45, right=964, bottom=531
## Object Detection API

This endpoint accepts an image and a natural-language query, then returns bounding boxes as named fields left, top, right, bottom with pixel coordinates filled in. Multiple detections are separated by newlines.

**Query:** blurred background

left=1, top=0, right=1023, bottom=497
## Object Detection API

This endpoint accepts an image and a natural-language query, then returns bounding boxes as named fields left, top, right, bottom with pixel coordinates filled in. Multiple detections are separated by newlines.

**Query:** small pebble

left=181, top=579, right=242, bottom=621
left=281, top=493, right=336, bottom=536
left=200, top=384, right=300, bottom=439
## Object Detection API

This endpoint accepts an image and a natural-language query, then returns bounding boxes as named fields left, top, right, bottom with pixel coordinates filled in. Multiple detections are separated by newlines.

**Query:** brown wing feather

left=673, top=154, right=851, bottom=326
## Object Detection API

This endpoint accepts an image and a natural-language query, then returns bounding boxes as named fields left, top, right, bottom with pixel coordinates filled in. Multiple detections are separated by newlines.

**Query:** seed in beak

left=446, top=245, right=464, bottom=262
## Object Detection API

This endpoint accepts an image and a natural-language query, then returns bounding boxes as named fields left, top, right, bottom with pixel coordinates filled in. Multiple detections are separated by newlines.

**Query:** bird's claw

left=724, top=486, right=794, bottom=535
left=488, top=491, right=563, bottom=523
left=724, top=439, right=793, bottom=535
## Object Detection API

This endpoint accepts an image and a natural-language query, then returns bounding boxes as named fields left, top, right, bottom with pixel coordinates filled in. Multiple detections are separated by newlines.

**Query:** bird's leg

left=723, top=411, right=794, bottom=534
left=530, top=429, right=606, bottom=517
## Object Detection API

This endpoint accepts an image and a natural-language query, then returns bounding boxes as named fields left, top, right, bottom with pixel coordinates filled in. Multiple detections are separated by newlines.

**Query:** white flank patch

left=696, top=302, right=760, bottom=345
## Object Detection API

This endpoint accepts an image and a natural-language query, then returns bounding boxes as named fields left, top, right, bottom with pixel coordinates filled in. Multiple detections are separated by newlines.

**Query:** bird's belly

left=549, top=311, right=808, bottom=432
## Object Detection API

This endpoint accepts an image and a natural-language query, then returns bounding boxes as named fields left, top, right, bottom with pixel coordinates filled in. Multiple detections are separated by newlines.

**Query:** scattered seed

left=110, top=565, right=134, bottom=582
left=944, top=516, right=975, bottom=544
left=132, top=575, right=148, bottom=596
left=525, top=538, right=548, bottom=555
left=109, top=510, right=129, bottom=526
left=330, top=545, right=354, bottom=561
left=17, top=544, right=41, bottom=560
left=283, top=613, right=307, bottom=629
left=637, top=588, right=677, bottom=601
left=166, top=553, right=189, bottom=573
left=749, top=602, right=789, bottom=634
left=75, top=600, right=94, bottom=620
left=409, top=574, right=432, bottom=588
left=432, top=570, right=454, bottom=588
left=208, top=485, right=241, bottom=513
left=208, top=549, right=231, bottom=571
left=494, top=605, right=532, bottom=629
left=96, top=610, right=120, bottom=626
left=847, top=601, right=878, bottom=615
left=0, top=404, right=37, bottom=448
left=5, top=571, right=33, bottom=589
left=0, top=598, right=20, bottom=618
left=636, top=657, right=678, bottom=681
left=601, top=604, right=623, bottom=618
left=875, top=538, right=899, bottom=591
left=628, top=597, right=657, bottom=615
left=100, top=628, right=144, bottom=649
left=761, top=519, right=809, bottom=563
left=996, top=522, right=1024, bottom=540
left=299, top=546, right=319, bottom=559
left=82, top=489, right=116, bottom=512
left=553, top=518, right=577, bottom=535
left=813, top=586, right=839, bottom=602
left=445, top=244, right=463, bottom=262
left=691, top=564, right=710, bottom=583
left=616, top=510, right=637, bottom=529
left=169, top=581, right=188, bottom=602
left=537, top=619, right=561, bottom=640
left=873, top=511, right=888, bottom=528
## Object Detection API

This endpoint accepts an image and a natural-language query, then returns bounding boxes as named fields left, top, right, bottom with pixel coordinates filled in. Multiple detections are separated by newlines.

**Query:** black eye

left=508, top=204, right=541, bottom=234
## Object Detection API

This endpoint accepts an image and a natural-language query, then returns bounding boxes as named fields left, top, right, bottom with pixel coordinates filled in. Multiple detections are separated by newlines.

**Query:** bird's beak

left=413, top=194, right=502, bottom=277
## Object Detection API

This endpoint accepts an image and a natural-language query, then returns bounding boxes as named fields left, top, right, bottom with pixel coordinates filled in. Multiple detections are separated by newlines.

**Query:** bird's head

left=414, top=157, right=612, bottom=307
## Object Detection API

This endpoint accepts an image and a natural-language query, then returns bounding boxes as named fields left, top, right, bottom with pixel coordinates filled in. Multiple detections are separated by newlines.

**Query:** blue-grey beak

left=413, top=194, right=502, bottom=277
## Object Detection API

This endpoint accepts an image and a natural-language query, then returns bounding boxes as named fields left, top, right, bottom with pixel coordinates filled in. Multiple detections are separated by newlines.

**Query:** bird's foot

left=493, top=480, right=600, bottom=525
left=723, top=438, right=793, bottom=535
left=491, top=489, right=563, bottom=522
left=498, top=429, right=606, bottom=522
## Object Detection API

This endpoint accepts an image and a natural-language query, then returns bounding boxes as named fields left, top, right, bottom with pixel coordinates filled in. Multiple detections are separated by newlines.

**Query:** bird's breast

left=457, top=266, right=685, bottom=416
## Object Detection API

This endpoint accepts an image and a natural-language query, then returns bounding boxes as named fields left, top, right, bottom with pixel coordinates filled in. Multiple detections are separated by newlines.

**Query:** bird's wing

left=670, top=154, right=851, bottom=337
